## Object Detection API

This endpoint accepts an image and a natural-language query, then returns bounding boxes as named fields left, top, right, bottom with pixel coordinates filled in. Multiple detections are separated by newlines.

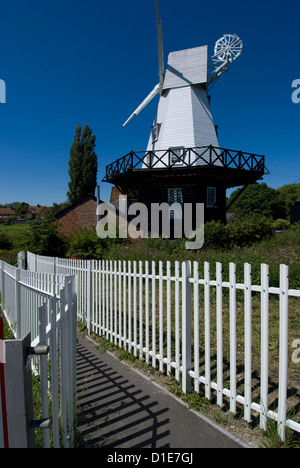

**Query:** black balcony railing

left=103, top=146, right=266, bottom=182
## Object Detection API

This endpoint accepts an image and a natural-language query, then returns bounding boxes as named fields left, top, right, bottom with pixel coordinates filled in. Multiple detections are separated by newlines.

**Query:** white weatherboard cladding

left=159, top=86, right=195, bottom=149
left=163, top=46, right=208, bottom=89
left=192, top=87, right=219, bottom=148
left=146, top=85, right=220, bottom=167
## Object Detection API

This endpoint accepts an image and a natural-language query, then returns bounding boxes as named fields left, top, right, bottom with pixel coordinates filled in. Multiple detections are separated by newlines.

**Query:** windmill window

left=152, top=123, right=161, bottom=143
left=169, top=147, right=185, bottom=165
left=207, top=187, right=217, bottom=208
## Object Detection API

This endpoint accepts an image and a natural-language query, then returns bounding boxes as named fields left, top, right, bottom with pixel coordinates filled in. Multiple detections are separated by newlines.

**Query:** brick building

left=56, top=195, right=98, bottom=236
left=56, top=192, right=132, bottom=239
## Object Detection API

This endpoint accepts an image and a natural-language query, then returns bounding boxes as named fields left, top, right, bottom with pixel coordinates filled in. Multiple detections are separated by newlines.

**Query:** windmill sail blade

left=122, top=1, right=164, bottom=128
left=208, top=34, right=243, bottom=89
left=123, top=83, right=161, bottom=127
left=155, top=0, right=164, bottom=88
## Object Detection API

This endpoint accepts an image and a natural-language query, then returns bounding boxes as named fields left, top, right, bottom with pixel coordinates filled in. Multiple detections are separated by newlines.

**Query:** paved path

left=76, top=333, right=248, bottom=449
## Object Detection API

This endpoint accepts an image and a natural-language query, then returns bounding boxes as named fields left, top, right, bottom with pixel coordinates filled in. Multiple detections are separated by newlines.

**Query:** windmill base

left=103, top=146, right=267, bottom=237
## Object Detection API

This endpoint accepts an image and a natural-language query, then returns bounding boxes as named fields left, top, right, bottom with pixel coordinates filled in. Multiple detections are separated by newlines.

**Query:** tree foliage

left=15, top=202, right=29, bottom=217
left=227, top=183, right=288, bottom=219
left=67, top=124, right=98, bottom=204
left=29, top=208, right=67, bottom=257
left=277, top=183, right=300, bottom=212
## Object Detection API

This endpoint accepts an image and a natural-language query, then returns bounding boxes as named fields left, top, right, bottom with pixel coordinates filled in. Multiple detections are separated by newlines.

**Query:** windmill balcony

left=103, top=146, right=267, bottom=187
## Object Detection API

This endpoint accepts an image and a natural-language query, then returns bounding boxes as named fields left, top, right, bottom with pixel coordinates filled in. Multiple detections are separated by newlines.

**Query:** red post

left=0, top=317, right=9, bottom=448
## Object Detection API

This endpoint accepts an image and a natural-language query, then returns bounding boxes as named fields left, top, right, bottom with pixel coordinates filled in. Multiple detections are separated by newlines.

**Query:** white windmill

left=104, top=0, right=265, bottom=227
left=123, top=1, right=243, bottom=167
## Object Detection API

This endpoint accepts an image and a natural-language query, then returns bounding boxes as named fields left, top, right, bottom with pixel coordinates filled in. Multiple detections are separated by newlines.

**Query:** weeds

left=263, top=418, right=300, bottom=448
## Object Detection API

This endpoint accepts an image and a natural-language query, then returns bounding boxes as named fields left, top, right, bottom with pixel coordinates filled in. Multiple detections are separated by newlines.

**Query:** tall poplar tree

left=67, top=124, right=98, bottom=204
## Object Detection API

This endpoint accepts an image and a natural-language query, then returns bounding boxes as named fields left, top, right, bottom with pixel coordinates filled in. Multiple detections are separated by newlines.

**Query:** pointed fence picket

left=27, top=252, right=300, bottom=441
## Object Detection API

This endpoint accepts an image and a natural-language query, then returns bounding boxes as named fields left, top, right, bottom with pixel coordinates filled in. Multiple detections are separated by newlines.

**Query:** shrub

left=145, top=236, right=186, bottom=254
left=29, top=219, right=67, bottom=257
left=272, top=219, right=290, bottom=231
left=228, top=215, right=275, bottom=247
left=67, top=227, right=112, bottom=259
left=290, top=221, right=300, bottom=232
left=203, top=220, right=229, bottom=249
left=0, top=232, right=13, bottom=250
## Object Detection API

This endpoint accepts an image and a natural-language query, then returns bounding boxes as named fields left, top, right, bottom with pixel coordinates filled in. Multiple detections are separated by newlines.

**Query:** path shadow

left=76, top=341, right=170, bottom=448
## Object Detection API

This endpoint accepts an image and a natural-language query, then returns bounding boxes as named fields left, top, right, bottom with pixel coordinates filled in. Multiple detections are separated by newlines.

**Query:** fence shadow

left=76, top=340, right=170, bottom=448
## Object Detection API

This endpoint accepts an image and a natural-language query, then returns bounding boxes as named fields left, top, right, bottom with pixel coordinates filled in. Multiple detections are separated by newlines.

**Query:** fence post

left=182, top=261, right=192, bottom=394
left=260, top=263, right=269, bottom=431
left=204, top=261, right=211, bottom=400
left=216, top=262, right=223, bottom=407
left=278, top=264, right=289, bottom=441
left=53, top=257, right=57, bottom=296
left=244, top=263, right=252, bottom=423
left=4, top=333, right=35, bottom=448
left=86, top=260, right=92, bottom=334
left=0, top=261, right=5, bottom=310
left=17, top=251, right=26, bottom=269
left=66, top=276, right=77, bottom=448
left=159, top=261, right=164, bottom=372
left=15, top=269, right=21, bottom=340
left=38, top=304, right=51, bottom=448
left=229, top=262, right=237, bottom=415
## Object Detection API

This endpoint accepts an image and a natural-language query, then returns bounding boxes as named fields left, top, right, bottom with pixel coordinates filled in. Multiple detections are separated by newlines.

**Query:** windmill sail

left=123, top=84, right=161, bottom=127
left=123, top=0, right=165, bottom=127
left=155, top=0, right=164, bottom=89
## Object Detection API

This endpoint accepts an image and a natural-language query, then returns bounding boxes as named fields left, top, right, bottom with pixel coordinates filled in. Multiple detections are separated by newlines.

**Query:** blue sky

left=0, top=0, right=299, bottom=206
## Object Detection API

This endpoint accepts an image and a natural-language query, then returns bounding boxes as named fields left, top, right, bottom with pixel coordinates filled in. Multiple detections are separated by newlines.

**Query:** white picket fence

left=0, top=260, right=77, bottom=448
left=27, top=252, right=300, bottom=442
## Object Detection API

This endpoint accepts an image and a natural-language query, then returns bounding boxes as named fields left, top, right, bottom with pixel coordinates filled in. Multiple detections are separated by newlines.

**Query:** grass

left=0, top=223, right=31, bottom=242
left=0, top=223, right=32, bottom=265
left=0, top=308, right=14, bottom=340
left=2, top=220, right=300, bottom=290
left=263, top=418, right=300, bottom=448
left=101, top=229, right=300, bottom=289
